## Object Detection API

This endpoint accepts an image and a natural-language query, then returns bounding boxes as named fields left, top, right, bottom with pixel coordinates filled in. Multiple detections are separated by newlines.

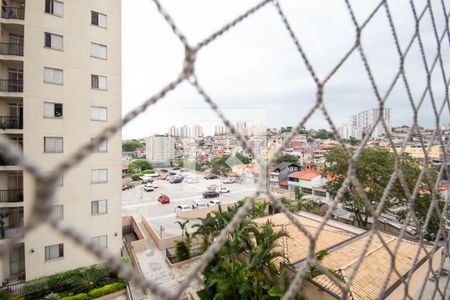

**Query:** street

left=122, top=172, right=257, bottom=236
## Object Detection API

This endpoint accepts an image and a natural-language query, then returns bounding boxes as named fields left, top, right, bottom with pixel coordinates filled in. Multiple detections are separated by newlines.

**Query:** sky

left=122, top=0, right=450, bottom=139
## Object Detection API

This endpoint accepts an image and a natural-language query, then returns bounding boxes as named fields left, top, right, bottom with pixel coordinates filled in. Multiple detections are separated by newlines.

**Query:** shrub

left=60, top=293, right=88, bottom=300
left=131, top=173, right=142, bottom=181
left=0, top=290, right=11, bottom=300
left=45, top=292, right=60, bottom=299
left=142, top=169, right=155, bottom=174
left=72, top=267, right=110, bottom=293
left=23, top=276, right=49, bottom=296
left=87, top=282, right=126, bottom=299
left=175, top=240, right=191, bottom=261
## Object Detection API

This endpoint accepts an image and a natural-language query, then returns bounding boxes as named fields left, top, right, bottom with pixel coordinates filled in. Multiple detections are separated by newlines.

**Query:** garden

left=0, top=259, right=130, bottom=300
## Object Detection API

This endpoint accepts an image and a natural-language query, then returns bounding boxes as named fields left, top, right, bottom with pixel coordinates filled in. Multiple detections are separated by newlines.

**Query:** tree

left=122, top=140, right=141, bottom=152
left=127, top=160, right=153, bottom=173
left=323, top=147, right=420, bottom=228
left=236, top=153, right=250, bottom=164
left=211, top=157, right=232, bottom=175
left=274, top=154, right=299, bottom=164
left=175, top=220, right=192, bottom=261
left=314, top=129, right=334, bottom=140
left=342, top=136, right=359, bottom=145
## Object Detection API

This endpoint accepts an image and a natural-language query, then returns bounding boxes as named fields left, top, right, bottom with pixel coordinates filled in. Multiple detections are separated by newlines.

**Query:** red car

left=158, top=194, right=170, bottom=204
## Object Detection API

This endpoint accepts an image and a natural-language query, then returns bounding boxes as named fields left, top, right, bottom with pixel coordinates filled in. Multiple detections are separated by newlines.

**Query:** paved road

left=122, top=172, right=257, bottom=236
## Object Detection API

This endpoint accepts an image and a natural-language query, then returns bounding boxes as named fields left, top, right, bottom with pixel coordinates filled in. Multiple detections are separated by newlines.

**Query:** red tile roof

left=289, top=170, right=321, bottom=180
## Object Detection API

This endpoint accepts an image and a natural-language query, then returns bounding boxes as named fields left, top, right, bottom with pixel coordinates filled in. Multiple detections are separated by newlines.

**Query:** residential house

left=269, top=162, right=300, bottom=189
left=287, top=170, right=329, bottom=199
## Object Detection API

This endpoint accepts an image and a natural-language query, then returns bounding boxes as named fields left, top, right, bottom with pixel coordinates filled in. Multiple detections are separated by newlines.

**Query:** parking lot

left=122, top=171, right=257, bottom=237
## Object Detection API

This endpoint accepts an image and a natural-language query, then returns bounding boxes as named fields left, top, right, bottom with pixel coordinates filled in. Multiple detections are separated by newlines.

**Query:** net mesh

left=0, top=0, right=449, bottom=299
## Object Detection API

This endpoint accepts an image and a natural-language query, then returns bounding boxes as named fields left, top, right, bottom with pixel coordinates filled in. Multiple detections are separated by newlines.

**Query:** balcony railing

left=0, top=117, right=22, bottom=129
left=1, top=7, right=25, bottom=20
left=0, top=43, right=23, bottom=56
left=0, top=189, right=23, bottom=202
left=0, top=80, right=23, bottom=92
left=0, top=226, right=23, bottom=240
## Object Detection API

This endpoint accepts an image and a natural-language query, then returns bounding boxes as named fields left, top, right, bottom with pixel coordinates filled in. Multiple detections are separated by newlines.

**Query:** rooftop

left=289, top=170, right=322, bottom=180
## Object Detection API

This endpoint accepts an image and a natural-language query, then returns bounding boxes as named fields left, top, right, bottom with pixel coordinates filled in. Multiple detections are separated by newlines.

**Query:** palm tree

left=175, top=220, right=189, bottom=240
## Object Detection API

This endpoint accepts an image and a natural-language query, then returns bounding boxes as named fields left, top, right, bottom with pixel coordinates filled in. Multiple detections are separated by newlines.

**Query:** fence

left=0, top=0, right=448, bottom=299
left=166, top=244, right=204, bottom=264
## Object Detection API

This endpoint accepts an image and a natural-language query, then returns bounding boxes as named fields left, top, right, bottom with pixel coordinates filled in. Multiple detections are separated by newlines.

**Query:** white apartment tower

left=350, top=108, right=391, bottom=138
left=146, top=135, right=175, bottom=162
left=0, top=0, right=122, bottom=283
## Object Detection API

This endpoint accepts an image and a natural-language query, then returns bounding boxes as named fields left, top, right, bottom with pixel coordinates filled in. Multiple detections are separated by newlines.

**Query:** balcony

left=0, top=190, right=22, bottom=203
left=1, top=7, right=24, bottom=20
left=0, top=80, right=22, bottom=93
left=0, top=117, right=21, bottom=129
left=0, top=225, right=22, bottom=240
left=0, top=43, right=22, bottom=56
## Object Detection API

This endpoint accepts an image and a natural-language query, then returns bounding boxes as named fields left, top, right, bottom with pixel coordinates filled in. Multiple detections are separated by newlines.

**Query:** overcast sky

left=122, top=0, right=449, bottom=139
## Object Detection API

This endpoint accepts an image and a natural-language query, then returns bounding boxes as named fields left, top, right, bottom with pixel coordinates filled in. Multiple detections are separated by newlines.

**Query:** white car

left=144, top=184, right=154, bottom=192
left=223, top=178, right=236, bottom=184
left=176, top=204, right=192, bottom=212
left=192, top=199, right=208, bottom=209
left=216, top=187, right=230, bottom=193
left=208, top=199, right=221, bottom=207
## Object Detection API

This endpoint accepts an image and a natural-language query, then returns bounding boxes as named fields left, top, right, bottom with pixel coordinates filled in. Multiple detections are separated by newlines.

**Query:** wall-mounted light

left=30, top=248, right=34, bottom=253
left=114, top=232, right=118, bottom=237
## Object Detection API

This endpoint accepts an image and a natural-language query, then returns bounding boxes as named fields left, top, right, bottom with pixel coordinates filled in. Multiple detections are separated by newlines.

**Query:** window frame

left=91, top=235, right=108, bottom=248
left=91, top=11, right=107, bottom=28
left=51, top=205, right=64, bottom=220
left=91, top=169, right=108, bottom=184
left=45, top=0, right=64, bottom=17
left=91, top=74, right=107, bottom=91
left=90, top=42, right=107, bottom=60
left=44, top=243, right=64, bottom=261
left=90, top=106, right=107, bottom=122
left=44, top=137, right=63, bottom=153
left=44, top=32, right=63, bottom=51
left=44, top=67, right=64, bottom=85
left=91, top=200, right=108, bottom=216
left=43, top=102, right=63, bottom=118
left=91, top=138, right=108, bottom=153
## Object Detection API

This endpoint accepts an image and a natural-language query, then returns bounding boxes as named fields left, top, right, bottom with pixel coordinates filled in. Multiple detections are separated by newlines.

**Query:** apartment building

left=350, top=108, right=391, bottom=138
left=146, top=135, right=175, bottom=166
left=0, top=0, right=122, bottom=283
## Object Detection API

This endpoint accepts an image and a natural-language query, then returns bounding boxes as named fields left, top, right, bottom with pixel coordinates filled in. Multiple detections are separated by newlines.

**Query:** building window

left=44, top=33, right=63, bottom=50
left=44, top=68, right=63, bottom=85
left=45, top=243, right=64, bottom=261
left=91, top=138, right=107, bottom=153
left=92, top=235, right=108, bottom=248
left=91, top=200, right=107, bottom=215
left=91, top=169, right=107, bottom=183
left=91, top=75, right=107, bottom=90
left=90, top=106, right=107, bottom=121
left=51, top=205, right=64, bottom=220
left=44, top=137, right=63, bottom=153
left=90, top=43, right=107, bottom=59
left=44, top=102, right=63, bottom=118
left=45, top=0, right=64, bottom=17
left=91, top=11, right=107, bottom=28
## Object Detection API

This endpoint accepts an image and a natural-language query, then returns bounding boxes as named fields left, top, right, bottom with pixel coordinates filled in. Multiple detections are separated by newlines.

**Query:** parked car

left=204, top=174, right=218, bottom=180
left=144, top=184, right=154, bottom=192
left=216, top=187, right=230, bottom=193
left=169, top=171, right=177, bottom=175
left=208, top=199, right=221, bottom=207
left=223, top=178, right=236, bottom=184
left=192, top=199, right=208, bottom=209
left=158, top=194, right=170, bottom=204
left=203, top=191, right=220, bottom=198
left=160, top=174, right=168, bottom=180
left=160, top=169, right=169, bottom=173
left=176, top=204, right=192, bottom=211
left=185, top=177, right=199, bottom=184
left=151, top=182, right=159, bottom=188
left=122, top=183, right=134, bottom=191
left=172, top=167, right=180, bottom=170
left=140, top=174, right=154, bottom=183
left=170, top=177, right=183, bottom=184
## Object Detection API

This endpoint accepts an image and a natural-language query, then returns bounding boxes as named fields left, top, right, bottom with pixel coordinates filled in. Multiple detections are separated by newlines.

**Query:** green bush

left=45, top=292, right=60, bottom=299
left=142, top=169, right=155, bottom=174
left=87, top=282, right=126, bottom=299
left=60, top=293, right=88, bottom=300
left=72, top=267, right=110, bottom=293
left=131, top=173, right=143, bottom=181
left=0, top=290, right=11, bottom=300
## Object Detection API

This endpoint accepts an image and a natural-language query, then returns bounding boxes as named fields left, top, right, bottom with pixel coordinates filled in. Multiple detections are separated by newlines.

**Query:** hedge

left=131, top=173, right=143, bottom=181
left=60, top=293, right=88, bottom=300
left=88, top=282, right=126, bottom=299
left=142, top=169, right=155, bottom=174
